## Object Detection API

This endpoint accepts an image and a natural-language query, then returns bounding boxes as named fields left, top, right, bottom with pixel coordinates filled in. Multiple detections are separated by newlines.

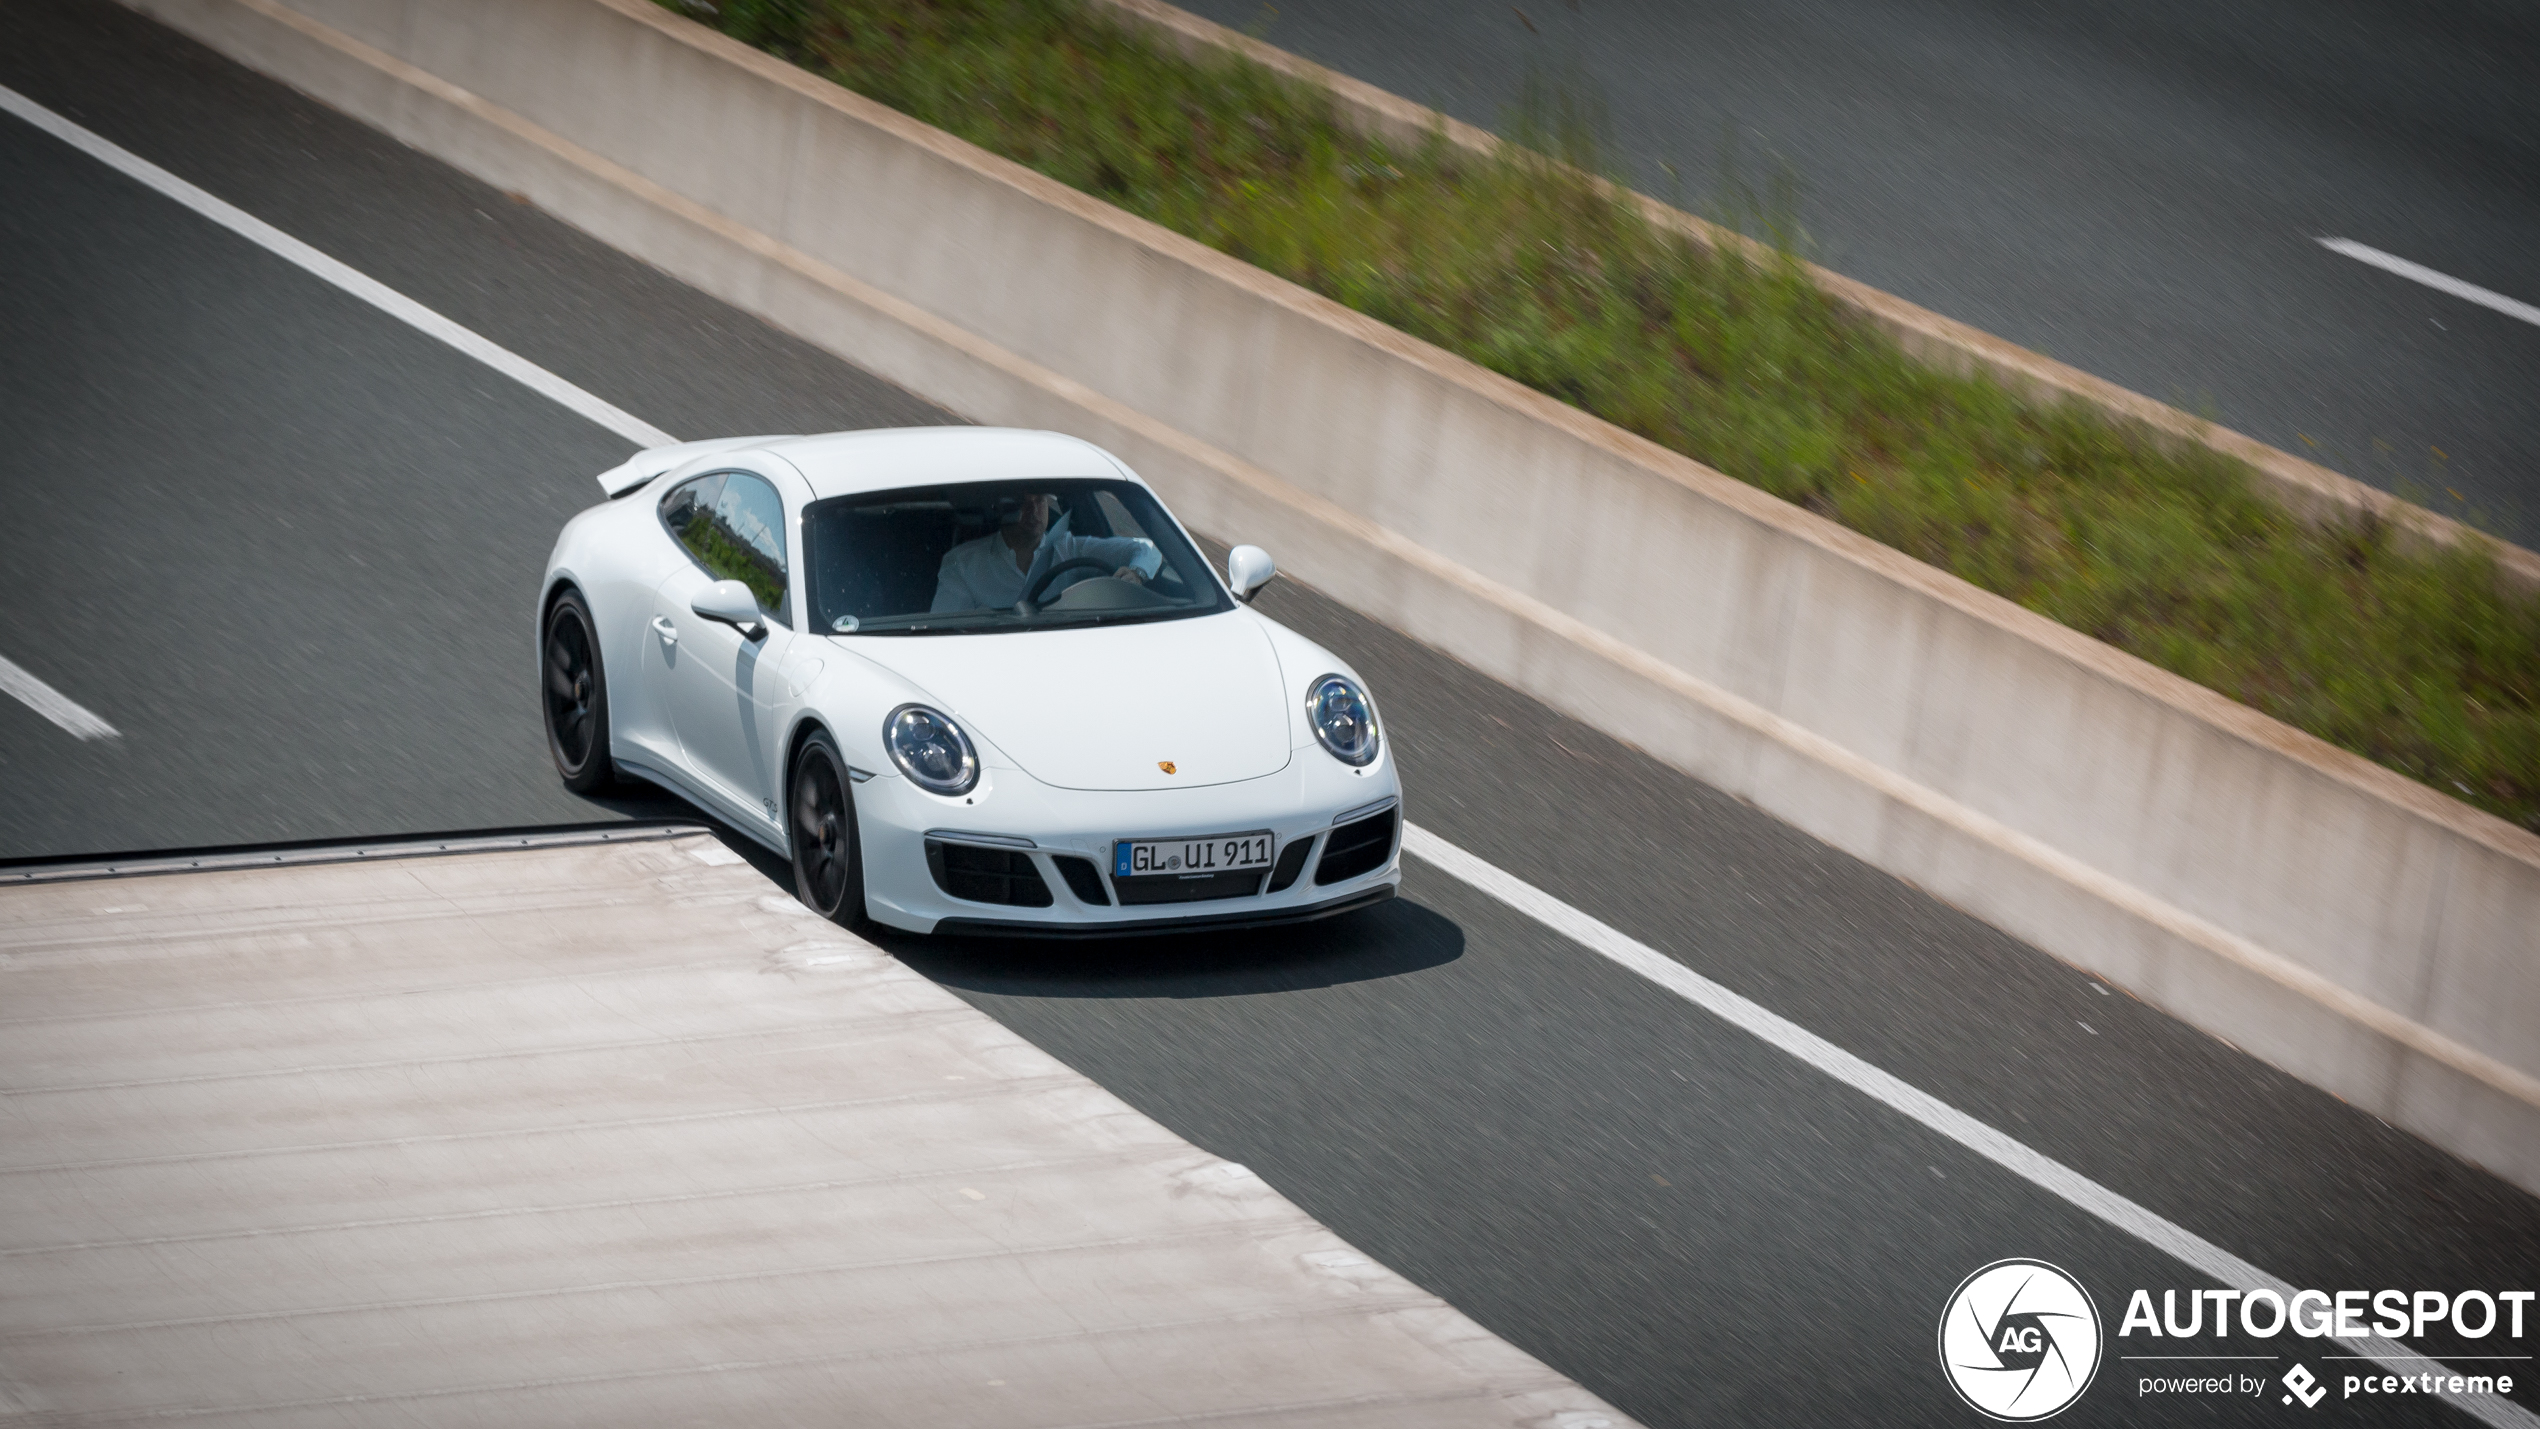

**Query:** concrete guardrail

left=124, top=0, right=2540, bottom=1191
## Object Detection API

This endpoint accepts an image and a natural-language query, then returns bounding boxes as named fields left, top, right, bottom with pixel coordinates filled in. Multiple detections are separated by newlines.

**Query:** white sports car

left=538, top=427, right=1401, bottom=936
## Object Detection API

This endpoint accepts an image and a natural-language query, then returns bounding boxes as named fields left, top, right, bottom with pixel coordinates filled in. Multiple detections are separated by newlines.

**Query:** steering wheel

left=1017, top=556, right=1119, bottom=612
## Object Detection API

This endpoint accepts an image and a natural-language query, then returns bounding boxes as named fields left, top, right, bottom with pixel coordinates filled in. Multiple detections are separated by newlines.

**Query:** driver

left=930, top=492, right=1163, bottom=613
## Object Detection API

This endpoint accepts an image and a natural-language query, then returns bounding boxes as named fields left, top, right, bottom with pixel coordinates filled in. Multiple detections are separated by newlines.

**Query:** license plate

left=1114, top=831, right=1275, bottom=879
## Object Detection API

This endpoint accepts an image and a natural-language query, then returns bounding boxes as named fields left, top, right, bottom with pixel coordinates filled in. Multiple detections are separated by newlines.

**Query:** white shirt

left=929, top=529, right=1163, bottom=613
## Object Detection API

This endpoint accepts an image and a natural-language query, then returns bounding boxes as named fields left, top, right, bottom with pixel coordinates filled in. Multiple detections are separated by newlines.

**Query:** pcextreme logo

left=1939, top=1259, right=2103, bottom=1420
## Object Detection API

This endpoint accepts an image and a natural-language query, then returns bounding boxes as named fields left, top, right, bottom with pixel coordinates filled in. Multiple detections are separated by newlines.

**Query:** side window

left=662, top=471, right=790, bottom=626
left=660, top=472, right=724, bottom=545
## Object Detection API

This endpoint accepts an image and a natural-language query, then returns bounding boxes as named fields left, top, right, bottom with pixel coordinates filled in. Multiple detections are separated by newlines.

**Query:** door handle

left=650, top=616, right=678, bottom=645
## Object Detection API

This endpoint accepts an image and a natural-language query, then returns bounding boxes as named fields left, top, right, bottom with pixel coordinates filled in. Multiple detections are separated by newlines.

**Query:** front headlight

left=883, top=704, right=979, bottom=795
left=1305, top=674, right=1380, bottom=766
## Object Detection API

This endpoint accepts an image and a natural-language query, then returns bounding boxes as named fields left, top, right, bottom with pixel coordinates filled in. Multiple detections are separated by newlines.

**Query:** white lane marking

left=1403, top=822, right=2539, bottom=1429
left=2320, top=238, right=2540, bottom=330
left=0, top=653, right=118, bottom=741
left=0, top=84, right=677, bottom=449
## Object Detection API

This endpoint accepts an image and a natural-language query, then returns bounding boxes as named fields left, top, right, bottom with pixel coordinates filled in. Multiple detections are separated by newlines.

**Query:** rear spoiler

left=594, top=436, right=792, bottom=498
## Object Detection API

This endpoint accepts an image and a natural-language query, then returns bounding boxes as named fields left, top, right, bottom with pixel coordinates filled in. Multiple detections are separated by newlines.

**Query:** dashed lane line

left=2321, top=238, right=2540, bottom=330
left=0, top=652, right=118, bottom=742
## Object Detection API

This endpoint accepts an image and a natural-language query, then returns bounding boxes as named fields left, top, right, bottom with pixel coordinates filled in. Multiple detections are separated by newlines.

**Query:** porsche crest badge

left=1157, top=761, right=1177, bottom=774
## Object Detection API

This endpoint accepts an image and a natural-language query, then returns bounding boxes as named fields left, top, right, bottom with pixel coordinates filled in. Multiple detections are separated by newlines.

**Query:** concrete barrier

left=123, top=0, right=2540, bottom=1191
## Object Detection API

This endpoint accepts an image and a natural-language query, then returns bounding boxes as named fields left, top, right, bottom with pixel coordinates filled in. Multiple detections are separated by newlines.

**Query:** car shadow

left=880, top=897, right=1462, bottom=999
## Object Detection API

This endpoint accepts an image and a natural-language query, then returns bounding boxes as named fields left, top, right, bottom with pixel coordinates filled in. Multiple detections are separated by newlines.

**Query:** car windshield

left=803, top=478, right=1233, bottom=635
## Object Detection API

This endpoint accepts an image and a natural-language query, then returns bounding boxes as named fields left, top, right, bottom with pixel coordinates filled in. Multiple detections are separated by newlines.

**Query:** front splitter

left=929, top=884, right=1395, bottom=940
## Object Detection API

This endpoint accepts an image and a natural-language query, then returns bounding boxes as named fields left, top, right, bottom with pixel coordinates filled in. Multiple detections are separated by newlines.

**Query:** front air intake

left=1313, top=808, right=1397, bottom=886
left=926, top=840, right=1054, bottom=907
left=1265, top=837, right=1315, bottom=893
left=1051, top=855, right=1111, bottom=906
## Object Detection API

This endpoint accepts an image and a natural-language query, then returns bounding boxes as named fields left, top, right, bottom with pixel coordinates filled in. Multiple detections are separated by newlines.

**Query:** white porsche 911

left=538, top=427, right=1401, bottom=936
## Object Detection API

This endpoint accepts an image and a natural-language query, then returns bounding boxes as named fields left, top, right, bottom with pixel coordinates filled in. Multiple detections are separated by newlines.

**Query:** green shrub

left=676, top=0, right=2540, bottom=830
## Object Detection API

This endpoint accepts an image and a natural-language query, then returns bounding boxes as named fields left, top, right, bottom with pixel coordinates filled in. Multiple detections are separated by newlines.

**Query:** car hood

left=865, top=615, right=1292, bottom=791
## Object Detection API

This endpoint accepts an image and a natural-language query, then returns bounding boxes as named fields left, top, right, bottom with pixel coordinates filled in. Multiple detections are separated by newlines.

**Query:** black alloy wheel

left=542, top=590, right=613, bottom=793
left=791, top=731, right=867, bottom=927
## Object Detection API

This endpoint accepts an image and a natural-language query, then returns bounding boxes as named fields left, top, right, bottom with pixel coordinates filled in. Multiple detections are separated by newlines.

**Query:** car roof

left=760, top=427, right=1133, bottom=501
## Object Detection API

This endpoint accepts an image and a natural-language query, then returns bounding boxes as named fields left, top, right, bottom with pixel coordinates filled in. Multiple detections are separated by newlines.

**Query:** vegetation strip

left=673, top=0, right=2539, bottom=832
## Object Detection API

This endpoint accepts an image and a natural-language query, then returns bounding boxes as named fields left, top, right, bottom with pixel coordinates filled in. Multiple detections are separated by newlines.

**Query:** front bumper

left=854, top=746, right=1403, bottom=936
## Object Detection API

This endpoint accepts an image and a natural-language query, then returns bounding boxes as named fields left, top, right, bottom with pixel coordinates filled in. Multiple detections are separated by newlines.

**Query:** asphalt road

left=3, top=2, right=2535, bottom=1423
left=1170, top=0, right=2540, bottom=547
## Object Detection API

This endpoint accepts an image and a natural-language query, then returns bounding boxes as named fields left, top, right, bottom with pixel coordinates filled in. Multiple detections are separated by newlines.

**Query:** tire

left=790, top=730, right=868, bottom=928
left=541, top=589, right=615, bottom=793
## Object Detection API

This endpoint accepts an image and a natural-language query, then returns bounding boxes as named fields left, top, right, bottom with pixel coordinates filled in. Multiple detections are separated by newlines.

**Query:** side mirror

left=691, top=579, right=767, bottom=640
left=1227, top=545, right=1277, bottom=603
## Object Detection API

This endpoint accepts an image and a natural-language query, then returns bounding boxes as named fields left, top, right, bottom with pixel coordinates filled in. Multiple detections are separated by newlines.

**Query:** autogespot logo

left=1940, top=1259, right=2104, bottom=1420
